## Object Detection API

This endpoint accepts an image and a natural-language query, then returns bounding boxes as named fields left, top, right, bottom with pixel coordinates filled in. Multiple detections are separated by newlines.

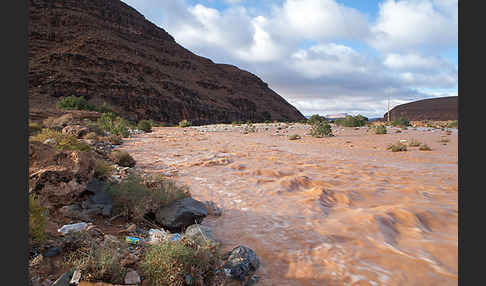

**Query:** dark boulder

left=155, top=198, right=208, bottom=232
left=223, top=246, right=260, bottom=281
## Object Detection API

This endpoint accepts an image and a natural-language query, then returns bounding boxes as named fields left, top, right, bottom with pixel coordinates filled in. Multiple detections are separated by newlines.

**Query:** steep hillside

left=28, top=0, right=306, bottom=124
left=384, top=96, right=458, bottom=121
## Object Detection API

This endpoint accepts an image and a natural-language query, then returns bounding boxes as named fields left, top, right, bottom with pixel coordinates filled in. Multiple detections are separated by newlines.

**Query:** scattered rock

left=58, top=222, right=89, bottom=235
left=51, top=269, right=74, bottom=286
left=205, top=201, right=222, bottom=216
left=155, top=197, right=208, bottom=231
left=43, top=138, right=57, bottom=145
left=62, top=125, right=90, bottom=138
left=124, top=269, right=141, bottom=285
left=184, top=224, right=218, bottom=247
left=41, top=246, right=62, bottom=258
left=69, top=269, right=82, bottom=285
left=29, top=141, right=95, bottom=207
left=145, top=228, right=168, bottom=245
left=223, top=246, right=260, bottom=281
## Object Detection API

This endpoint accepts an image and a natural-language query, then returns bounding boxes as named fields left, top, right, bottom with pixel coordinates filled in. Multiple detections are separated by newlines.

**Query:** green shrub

left=288, top=134, right=301, bottom=140
left=243, top=122, right=256, bottom=133
left=419, top=144, right=432, bottom=151
left=66, top=238, right=127, bottom=284
left=29, top=195, right=47, bottom=246
left=106, top=134, right=122, bottom=145
left=31, top=128, right=91, bottom=151
left=334, top=115, right=368, bottom=127
left=387, top=142, right=407, bottom=152
left=391, top=117, right=410, bottom=127
left=84, top=132, right=98, bottom=140
left=95, top=102, right=115, bottom=114
left=307, top=114, right=327, bottom=125
left=141, top=240, right=218, bottom=286
left=179, top=120, right=191, bottom=128
left=56, top=96, right=96, bottom=111
left=110, top=151, right=136, bottom=167
left=310, top=121, right=333, bottom=137
left=374, top=125, right=387, bottom=134
left=447, top=120, right=458, bottom=128
left=107, top=174, right=190, bottom=220
left=29, top=121, right=43, bottom=135
left=94, top=159, right=113, bottom=179
left=137, top=120, right=152, bottom=132
left=97, top=113, right=130, bottom=137
left=408, top=139, right=421, bottom=147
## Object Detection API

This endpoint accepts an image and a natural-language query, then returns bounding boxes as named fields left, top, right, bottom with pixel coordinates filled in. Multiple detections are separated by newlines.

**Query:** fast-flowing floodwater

left=119, top=123, right=458, bottom=286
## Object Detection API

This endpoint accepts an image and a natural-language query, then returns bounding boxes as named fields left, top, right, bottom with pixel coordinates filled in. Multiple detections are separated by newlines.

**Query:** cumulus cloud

left=370, top=0, right=458, bottom=52
left=121, top=0, right=457, bottom=118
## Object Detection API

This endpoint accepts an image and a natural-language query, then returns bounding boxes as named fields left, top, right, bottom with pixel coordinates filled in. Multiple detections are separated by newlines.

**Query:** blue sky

left=122, top=0, right=458, bottom=118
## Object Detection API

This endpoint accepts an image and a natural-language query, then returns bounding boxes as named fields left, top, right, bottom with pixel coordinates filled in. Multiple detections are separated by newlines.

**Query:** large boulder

left=223, top=246, right=260, bottom=281
left=155, top=198, right=208, bottom=232
left=61, top=125, right=90, bottom=138
left=184, top=224, right=218, bottom=247
left=29, top=141, right=95, bottom=207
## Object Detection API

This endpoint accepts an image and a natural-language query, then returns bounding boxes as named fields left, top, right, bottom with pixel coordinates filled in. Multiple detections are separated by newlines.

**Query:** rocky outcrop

left=28, top=0, right=306, bottom=124
left=384, top=96, right=458, bottom=121
left=29, top=141, right=95, bottom=207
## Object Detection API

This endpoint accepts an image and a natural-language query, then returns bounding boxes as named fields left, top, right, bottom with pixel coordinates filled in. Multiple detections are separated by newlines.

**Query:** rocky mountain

left=383, top=96, right=458, bottom=121
left=28, top=0, right=306, bottom=124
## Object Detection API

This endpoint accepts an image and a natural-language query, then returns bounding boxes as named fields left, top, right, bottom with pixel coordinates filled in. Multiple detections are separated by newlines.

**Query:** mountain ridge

left=28, top=0, right=306, bottom=124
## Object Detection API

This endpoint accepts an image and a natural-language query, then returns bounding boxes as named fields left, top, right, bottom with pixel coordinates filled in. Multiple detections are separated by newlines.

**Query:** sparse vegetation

left=439, top=137, right=450, bottom=143
left=387, top=142, right=408, bottom=152
left=408, top=139, right=421, bottom=147
left=310, top=120, right=333, bottom=137
left=419, top=144, right=432, bottom=151
left=84, top=132, right=98, bottom=140
left=447, top=120, right=458, bottom=128
left=65, top=238, right=127, bottom=284
left=137, top=120, right=152, bottom=132
left=243, top=121, right=256, bottom=133
left=94, top=159, right=114, bottom=179
left=97, top=112, right=130, bottom=137
left=307, top=114, right=328, bottom=125
left=29, top=121, right=43, bottom=135
left=334, top=115, right=368, bottom=127
left=107, top=174, right=190, bottom=220
left=110, top=151, right=136, bottom=167
left=31, top=128, right=91, bottom=151
left=29, top=195, right=47, bottom=246
left=288, top=134, right=301, bottom=140
left=56, top=96, right=96, bottom=111
left=391, top=117, right=410, bottom=128
left=179, top=120, right=191, bottom=128
left=374, top=125, right=387, bottom=134
left=141, top=239, right=218, bottom=286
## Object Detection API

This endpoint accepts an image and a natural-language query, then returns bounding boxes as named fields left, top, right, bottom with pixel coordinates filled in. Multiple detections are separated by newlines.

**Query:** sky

left=121, top=0, right=458, bottom=118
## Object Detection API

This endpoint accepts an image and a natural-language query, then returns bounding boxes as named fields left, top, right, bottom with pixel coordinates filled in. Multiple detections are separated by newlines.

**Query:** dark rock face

left=155, top=198, right=208, bottom=231
left=28, top=141, right=95, bottom=207
left=28, top=0, right=306, bottom=124
left=223, top=246, right=260, bottom=281
left=384, top=96, right=458, bottom=121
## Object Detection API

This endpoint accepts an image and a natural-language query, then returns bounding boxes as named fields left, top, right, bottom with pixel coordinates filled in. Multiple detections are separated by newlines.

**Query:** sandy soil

left=119, top=123, right=458, bottom=286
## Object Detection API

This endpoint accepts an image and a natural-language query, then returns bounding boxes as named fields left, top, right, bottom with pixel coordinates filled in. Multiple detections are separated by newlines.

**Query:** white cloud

left=119, top=0, right=457, bottom=118
left=268, top=0, right=370, bottom=41
left=370, top=0, right=458, bottom=52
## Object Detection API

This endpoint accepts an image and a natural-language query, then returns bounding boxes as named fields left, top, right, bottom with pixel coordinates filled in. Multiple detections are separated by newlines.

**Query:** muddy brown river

left=119, top=123, right=458, bottom=286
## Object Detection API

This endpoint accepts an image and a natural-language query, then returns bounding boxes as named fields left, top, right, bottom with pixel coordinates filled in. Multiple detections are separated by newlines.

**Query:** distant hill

left=384, top=96, right=458, bottom=121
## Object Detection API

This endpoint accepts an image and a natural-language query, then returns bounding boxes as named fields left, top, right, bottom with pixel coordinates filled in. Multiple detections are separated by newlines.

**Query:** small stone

left=69, top=269, right=82, bottom=285
left=121, top=253, right=139, bottom=267
left=125, top=269, right=141, bottom=285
